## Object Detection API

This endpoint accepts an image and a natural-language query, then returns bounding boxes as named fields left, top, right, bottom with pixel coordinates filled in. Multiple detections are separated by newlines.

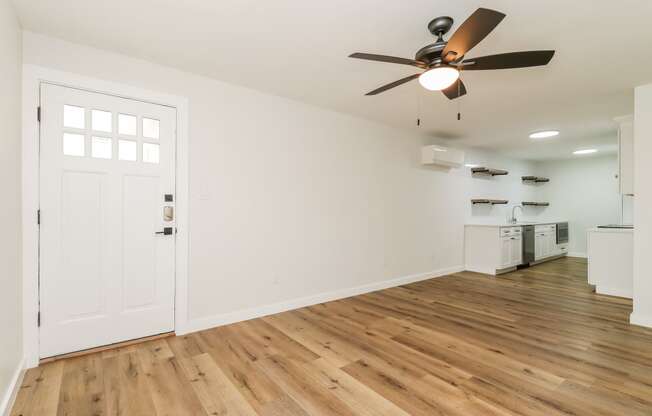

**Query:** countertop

left=588, top=227, right=634, bottom=234
left=465, top=220, right=567, bottom=228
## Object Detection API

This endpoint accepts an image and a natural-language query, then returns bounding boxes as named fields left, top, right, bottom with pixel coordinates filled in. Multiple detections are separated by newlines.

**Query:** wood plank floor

left=12, top=257, right=652, bottom=416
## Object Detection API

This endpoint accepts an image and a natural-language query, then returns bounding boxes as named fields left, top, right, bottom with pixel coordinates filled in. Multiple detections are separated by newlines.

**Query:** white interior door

left=39, top=83, right=177, bottom=358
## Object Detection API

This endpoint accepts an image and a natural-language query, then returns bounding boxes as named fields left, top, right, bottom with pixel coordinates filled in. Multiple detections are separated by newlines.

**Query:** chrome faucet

left=509, top=205, right=523, bottom=224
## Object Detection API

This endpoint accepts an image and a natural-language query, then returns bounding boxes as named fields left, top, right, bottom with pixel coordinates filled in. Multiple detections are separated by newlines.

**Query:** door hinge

left=37, top=106, right=41, bottom=122
left=37, top=311, right=41, bottom=327
left=37, top=209, right=40, bottom=225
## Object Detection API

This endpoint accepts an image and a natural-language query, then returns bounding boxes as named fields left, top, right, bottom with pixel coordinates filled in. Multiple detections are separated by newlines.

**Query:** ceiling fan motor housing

left=417, top=16, right=455, bottom=65
left=415, top=42, right=446, bottom=65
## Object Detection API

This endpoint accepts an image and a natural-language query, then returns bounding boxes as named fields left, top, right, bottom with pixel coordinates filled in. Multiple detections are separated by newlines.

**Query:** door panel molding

left=22, top=65, right=189, bottom=368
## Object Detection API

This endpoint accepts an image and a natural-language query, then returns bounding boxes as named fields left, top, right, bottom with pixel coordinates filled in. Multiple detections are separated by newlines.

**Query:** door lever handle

left=155, top=227, right=173, bottom=235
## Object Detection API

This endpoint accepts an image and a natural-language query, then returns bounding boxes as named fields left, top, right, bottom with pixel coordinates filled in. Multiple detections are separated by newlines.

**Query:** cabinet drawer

left=500, top=227, right=521, bottom=236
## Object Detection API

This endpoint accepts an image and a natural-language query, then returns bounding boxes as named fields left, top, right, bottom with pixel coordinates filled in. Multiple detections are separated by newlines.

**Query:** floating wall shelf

left=522, top=201, right=550, bottom=207
left=522, top=176, right=550, bottom=183
left=471, top=199, right=509, bottom=205
left=472, top=167, right=509, bottom=176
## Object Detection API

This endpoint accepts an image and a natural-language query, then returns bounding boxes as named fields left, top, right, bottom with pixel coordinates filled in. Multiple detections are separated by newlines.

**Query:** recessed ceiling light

left=465, top=163, right=480, bottom=168
left=573, top=149, right=598, bottom=155
left=529, top=130, right=560, bottom=139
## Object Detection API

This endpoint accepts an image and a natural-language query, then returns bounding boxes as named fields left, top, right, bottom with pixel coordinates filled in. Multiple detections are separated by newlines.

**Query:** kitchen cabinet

left=501, top=233, right=522, bottom=268
left=465, top=225, right=522, bottom=275
left=535, top=233, right=544, bottom=259
left=500, top=236, right=511, bottom=267
left=510, top=234, right=523, bottom=265
left=616, top=115, right=634, bottom=196
left=465, top=222, right=567, bottom=276
left=587, top=228, right=633, bottom=298
left=535, top=224, right=556, bottom=260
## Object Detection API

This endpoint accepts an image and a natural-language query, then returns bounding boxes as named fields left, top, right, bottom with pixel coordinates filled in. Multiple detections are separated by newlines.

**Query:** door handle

left=155, top=227, right=174, bottom=235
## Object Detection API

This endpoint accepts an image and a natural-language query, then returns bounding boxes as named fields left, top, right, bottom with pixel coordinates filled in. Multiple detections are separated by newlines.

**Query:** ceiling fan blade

left=460, top=50, right=555, bottom=70
left=365, top=74, right=420, bottom=96
left=441, top=8, right=506, bottom=62
left=349, top=53, right=426, bottom=68
left=441, top=79, right=467, bottom=100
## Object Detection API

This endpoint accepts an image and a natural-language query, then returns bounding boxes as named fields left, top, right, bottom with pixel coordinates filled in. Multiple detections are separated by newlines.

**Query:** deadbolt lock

left=163, top=206, right=174, bottom=222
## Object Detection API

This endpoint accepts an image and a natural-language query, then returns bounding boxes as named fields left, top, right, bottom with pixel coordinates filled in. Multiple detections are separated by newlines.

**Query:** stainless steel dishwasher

left=522, top=225, right=535, bottom=265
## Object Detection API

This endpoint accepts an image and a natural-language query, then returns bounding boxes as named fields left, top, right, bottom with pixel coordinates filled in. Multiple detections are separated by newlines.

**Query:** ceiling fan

left=349, top=8, right=555, bottom=99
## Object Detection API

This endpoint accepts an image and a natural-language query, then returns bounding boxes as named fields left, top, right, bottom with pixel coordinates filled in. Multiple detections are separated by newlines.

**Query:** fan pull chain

left=457, top=73, right=462, bottom=121
left=416, top=87, right=422, bottom=127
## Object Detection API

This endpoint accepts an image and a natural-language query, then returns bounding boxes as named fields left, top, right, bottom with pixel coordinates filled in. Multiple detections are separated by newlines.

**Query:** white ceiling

left=13, top=0, right=652, bottom=160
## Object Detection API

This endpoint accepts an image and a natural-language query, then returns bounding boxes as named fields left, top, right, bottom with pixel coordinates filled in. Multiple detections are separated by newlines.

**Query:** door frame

left=22, top=65, right=190, bottom=368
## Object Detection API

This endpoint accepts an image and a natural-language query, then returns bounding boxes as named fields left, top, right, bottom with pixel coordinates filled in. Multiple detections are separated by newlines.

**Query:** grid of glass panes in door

left=62, top=104, right=160, bottom=163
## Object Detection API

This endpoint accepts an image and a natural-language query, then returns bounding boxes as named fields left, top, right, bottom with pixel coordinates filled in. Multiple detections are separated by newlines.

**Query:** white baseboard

left=177, top=265, right=464, bottom=335
left=463, top=265, right=496, bottom=276
left=1, top=357, right=25, bottom=416
left=630, top=312, right=652, bottom=328
left=568, top=252, right=587, bottom=258
left=596, top=285, right=632, bottom=299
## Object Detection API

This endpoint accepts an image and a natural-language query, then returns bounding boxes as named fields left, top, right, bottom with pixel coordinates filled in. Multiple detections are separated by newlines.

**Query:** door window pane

left=63, top=105, right=85, bottom=129
left=118, top=140, right=137, bottom=161
left=63, top=133, right=85, bottom=156
left=118, top=114, right=137, bottom=136
left=91, top=137, right=112, bottom=159
left=92, top=110, right=112, bottom=132
left=142, top=143, right=159, bottom=164
left=142, top=118, right=159, bottom=139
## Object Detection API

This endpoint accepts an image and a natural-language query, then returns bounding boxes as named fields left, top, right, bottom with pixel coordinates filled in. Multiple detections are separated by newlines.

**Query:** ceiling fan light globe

left=418, top=67, right=460, bottom=91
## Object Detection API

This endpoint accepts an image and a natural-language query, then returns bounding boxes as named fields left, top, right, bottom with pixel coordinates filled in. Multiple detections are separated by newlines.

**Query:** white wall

left=464, top=149, right=540, bottom=223
left=22, top=32, right=547, bottom=333
left=535, top=155, right=620, bottom=257
left=632, top=83, right=652, bottom=327
left=0, top=0, right=22, bottom=412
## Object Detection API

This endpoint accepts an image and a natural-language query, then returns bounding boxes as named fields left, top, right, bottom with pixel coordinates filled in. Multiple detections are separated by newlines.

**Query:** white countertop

left=465, top=220, right=567, bottom=228
left=588, top=227, right=633, bottom=234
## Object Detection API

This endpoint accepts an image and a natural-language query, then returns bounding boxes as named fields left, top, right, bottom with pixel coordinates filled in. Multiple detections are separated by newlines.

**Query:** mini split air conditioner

left=421, top=145, right=464, bottom=168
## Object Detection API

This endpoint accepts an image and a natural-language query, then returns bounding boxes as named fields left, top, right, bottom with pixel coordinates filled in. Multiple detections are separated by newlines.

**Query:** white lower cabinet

left=465, top=223, right=566, bottom=276
left=501, top=235, right=522, bottom=268
left=500, top=237, right=511, bottom=267
left=510, top=235, right=523, bottom=266
left=535, top=233, right=543, bottom=259
left=535, top=224, right=557, bottom=261
left=465, top=225, right=523, bottom=275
